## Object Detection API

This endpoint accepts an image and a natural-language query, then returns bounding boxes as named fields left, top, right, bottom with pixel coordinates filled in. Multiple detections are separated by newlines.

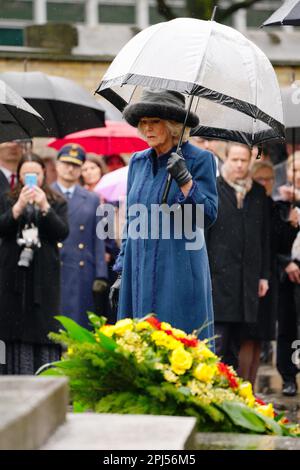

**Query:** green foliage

left=39, top=315, right=299, bottom=437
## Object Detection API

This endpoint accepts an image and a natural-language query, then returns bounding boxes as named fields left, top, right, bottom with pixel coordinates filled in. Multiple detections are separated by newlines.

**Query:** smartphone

left=24, top=173, right=38, bottom=188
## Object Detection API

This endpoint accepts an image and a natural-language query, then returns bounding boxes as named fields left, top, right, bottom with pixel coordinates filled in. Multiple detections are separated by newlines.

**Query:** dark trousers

left=277, top=280, right=299, bottom=383
left=215, top=322, right=242, bottom=370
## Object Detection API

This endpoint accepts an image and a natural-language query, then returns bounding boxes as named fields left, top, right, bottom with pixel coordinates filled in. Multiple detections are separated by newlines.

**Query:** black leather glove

left=92, top=278, right=109, bottom=295
left=109, top=274, right=122, bottom=313
left=167, top=151, right=192, bottom=187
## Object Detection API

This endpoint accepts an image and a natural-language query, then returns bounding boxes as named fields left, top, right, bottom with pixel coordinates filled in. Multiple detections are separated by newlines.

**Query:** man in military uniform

left=52, top=144, right=108, bottom=328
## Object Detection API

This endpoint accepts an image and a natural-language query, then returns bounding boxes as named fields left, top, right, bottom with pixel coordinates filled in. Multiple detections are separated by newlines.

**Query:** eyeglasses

left=254, top=177, right=274, bottom=183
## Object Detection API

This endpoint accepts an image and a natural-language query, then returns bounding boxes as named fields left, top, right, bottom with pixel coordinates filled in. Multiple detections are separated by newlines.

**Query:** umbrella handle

left=161, top=94, right=195, bottom=204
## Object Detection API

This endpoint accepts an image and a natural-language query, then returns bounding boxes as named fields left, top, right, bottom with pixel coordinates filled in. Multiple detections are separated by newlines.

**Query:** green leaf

left=217, top=401, right=267, bottom=434
left=55, top=316, right=97, bottom=343
left=73, top=401, right=91, bottom=413
left=253, top=411, right=283, bottom=436
left=87, top=312, right=107, bottom=329
left=97, top=332, right=117, bottom=352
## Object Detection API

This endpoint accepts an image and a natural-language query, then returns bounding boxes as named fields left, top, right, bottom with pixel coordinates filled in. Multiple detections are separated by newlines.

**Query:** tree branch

left=155, top=0, right=177, bottom=21
left=219, top=0, right=264, bottom=21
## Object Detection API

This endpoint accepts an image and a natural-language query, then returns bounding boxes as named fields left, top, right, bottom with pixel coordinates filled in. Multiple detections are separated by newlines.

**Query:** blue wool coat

left=52, top=183, right=107, bottom=328
left=115, top=142, right=218, bottom=338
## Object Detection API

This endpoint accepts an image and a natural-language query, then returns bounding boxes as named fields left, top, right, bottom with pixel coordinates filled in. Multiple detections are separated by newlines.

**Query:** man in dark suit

left=52, top=144, right=108, bottom=328
left=0, top=141, right=23, bottom=196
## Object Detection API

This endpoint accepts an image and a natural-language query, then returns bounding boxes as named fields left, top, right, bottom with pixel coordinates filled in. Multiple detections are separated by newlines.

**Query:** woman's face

left=19, top=161, right=45, bottom=187
left=287, top=159, right=300, bottom=189
left=252, top=167, right=274, bottom=196
left=139, top=117, right=173, bottom=151
left=81, top=161, right=102, bottom=185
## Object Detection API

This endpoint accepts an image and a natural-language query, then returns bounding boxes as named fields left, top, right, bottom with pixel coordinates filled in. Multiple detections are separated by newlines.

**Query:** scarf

left=221, top=164, right=253, bottom=209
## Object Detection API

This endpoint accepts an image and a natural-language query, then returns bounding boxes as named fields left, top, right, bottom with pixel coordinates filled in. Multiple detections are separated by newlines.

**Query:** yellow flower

left=163, top=369, right=179, bottom=383
left=114, top=319, right=133, bottom=336
left=67, top=347, right=74, bottom=356
left=160, top=322, right=173, bottom=331
left=193, top=363, right=216, bottom=383
left=135, top=321, right=153, bottom=332
left=256, top=403, right=275, bottom=419
left=192, top=342, right=217, bottom=361
left=238, top=382, right=255, bottom=406
left=170, top=347, right=193, bottom=375
left=171, top=328, right=187, bottom=339
left=99, top=325, right=115, bottom=337
left=151, top=330, right=182, bottom=350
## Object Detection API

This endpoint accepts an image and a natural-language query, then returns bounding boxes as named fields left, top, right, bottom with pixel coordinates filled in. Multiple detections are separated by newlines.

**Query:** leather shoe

left=282, top=381, right=297, bottom=397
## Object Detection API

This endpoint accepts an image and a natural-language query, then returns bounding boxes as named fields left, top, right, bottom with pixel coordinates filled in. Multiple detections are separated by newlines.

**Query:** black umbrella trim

left=191, top=125, right=286, bottom=147
left=0, top=104, right=47, bottom=142
left=96, top=73, right=285, bottom=140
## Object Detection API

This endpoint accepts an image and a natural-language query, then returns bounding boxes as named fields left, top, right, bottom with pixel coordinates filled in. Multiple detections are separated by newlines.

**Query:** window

left=0, top=27, right=24, bottom=45
left=47, top=1, right=85, bottom=23
left=98, top=5, right=135, bottom=24
left=0, top=0, right=33, bottom=20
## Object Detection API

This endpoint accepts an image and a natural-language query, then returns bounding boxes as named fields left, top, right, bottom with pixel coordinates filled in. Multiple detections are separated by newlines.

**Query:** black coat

left=0, top=194, right=69, bottom=344
left=206, top=177, right=270, bottom=324
left=0, top=170, right=9, bottom=197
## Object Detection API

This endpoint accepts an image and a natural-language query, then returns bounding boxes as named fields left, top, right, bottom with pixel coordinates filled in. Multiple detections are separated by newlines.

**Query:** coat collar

left=52, top=182, right=87, bottom=216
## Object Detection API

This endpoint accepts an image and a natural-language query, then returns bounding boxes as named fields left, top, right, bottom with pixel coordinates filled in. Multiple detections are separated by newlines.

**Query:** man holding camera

left=52, top=144, right=108, bottom=329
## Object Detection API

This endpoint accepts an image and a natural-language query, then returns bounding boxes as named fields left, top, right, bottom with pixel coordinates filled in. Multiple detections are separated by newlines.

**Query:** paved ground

left=256, top=365, right=300, bottom=423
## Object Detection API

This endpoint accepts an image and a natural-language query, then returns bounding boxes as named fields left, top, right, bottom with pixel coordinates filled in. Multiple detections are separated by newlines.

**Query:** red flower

left=255, top=397, right=266, bottom=406
left=217, top=362, right=239, bottom=389
left=179, top=337, right=199, bottom=348
left=146, top=317, right=162, bottom=329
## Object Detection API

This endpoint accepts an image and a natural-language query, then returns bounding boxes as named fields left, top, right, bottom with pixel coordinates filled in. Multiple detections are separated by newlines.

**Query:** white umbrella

left=96, top=18, right=284, bottom=147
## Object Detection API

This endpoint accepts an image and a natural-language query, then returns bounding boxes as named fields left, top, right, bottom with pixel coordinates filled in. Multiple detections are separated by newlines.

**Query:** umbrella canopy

left=47, top=120, right=148, bottom=154
left=96, top=18, right=284, bottom=147
left=262, top=0, right=300, bottom=27
left=0, top=71, right=105, bottom=138
left=94, top=165, right=128, bottom=202
left=0, top=79, right=45, bottom=142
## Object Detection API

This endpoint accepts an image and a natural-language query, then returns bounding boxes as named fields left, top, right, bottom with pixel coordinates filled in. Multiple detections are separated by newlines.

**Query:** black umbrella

left=0, top=71, right=105, bottom=138
left=262, top=0, right=300, bottom=27
left=0, top=79, right=45, bottom=143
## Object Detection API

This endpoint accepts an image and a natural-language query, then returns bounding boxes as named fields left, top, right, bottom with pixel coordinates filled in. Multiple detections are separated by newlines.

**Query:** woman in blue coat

left=111, top=89, right=218, bottom=338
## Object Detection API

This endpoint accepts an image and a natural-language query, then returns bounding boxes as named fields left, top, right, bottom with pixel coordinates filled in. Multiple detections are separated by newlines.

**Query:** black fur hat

left=123, top=88, right=199, bottom=128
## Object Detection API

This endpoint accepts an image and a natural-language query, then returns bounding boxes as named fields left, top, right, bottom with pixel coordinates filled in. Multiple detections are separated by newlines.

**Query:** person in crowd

left=104, top=154, right=126, bottom=173
left=81, top=154, right=107, bottom=192
left=52, top=144, right=108, bottom=328
left=206, top=142, right=270, bottom=370
left=80, top=153, right=117, bottom=322
left=42, top=154, right=57, bottom=185
left=0, top=153, right=69, bottom=375
left=110, top=88, right=218, bottom=338
left=191, top=136, right=224, bottom=176
left=0, top=141, right=23, bottom=195
left=274, top=152, right=300, bottom=396
left=236, top=161, right=277, bottom=386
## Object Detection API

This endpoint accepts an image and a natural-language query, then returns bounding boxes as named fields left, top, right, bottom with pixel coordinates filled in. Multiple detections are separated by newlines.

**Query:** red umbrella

left=47, top=120, right=148, bottom=155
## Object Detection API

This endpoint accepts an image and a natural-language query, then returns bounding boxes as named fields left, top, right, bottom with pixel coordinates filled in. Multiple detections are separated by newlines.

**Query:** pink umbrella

left=47, top=120, right=148, bottom=155
left=94, top=166, right=128, bottom=202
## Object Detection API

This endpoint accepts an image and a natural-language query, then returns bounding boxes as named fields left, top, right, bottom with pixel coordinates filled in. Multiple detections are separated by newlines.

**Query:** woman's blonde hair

left=287, top=151, right=300, bottom=170
left=138, top=119, right=190, bottom=146
left=250, top=160, right=274, bottom=178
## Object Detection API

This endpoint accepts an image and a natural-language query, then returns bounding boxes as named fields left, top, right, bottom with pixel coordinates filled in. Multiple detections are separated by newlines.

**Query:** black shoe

left=282, top=381, right=297, bottom=397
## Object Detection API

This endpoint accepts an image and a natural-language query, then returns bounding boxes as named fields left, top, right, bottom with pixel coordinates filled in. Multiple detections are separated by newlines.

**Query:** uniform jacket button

left=78, top=243, right=84, bottom=249
left=57, top=242, right=63, bottom=249
left=80, top=225, right=85, bottom=231
left=79, top=261, right=85, bottom=267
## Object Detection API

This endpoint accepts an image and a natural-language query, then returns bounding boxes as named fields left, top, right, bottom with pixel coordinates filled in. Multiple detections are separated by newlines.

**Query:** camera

left=17, top=205, right=41, bottom=268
